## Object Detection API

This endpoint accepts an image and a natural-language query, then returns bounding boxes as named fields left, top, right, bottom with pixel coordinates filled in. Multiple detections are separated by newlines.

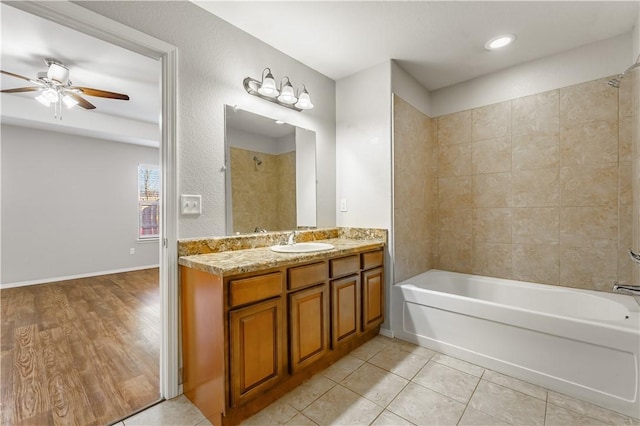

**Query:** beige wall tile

left=438, top=238, right=473, bottom=273
left=438, top=110, right=472, bottom=145
left=512, top=169, right=559, bottom=207
left=512, top=243, right=560, bottom=285
left=512, top=208, right=559, bottom=244
left=619, top=161, right=632, bottom=206
left=559, top=78, right=618, bottom=126
left=473, top=242, right=512, bottom=279
left=473, top=172, right=512, bottom=208
left=439, top=208, right=473, bottom=240
left=620, top=116, right=632, bottom=162
left=438, top=143, right=472, bottom=177
left=512, top=90, right=559, bottom=136
left=560, top=121, right=618, bottom=166
left=560, top=244, right=617, bottom=290
left=439, top=176, right=472, bottom=209
left=473, top=208, right=512, bottom=243
left=619, top=205, right=632, bottom=249
left=472, top=137, right=512, bottom=174
left=619, top=75, right=633, bottom=118
left=560, top=206, right=618, bottom=248
left=472, top=101, right=511, bottom=141
left=512, top=133, right=559, bottom=171
left=559, top=164, right=618, bottom=207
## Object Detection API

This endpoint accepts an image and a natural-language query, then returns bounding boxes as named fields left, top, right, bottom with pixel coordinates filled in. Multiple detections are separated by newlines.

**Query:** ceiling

left=195, top=1, right=639, bottom=91
left=0, top=3, right=160, bottom=125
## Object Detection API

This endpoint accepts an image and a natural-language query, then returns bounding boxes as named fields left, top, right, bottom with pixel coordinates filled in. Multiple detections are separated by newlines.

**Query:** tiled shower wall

left=393, top=75, right=637, bottom=292
left=392, top=96, right=435, bottom=283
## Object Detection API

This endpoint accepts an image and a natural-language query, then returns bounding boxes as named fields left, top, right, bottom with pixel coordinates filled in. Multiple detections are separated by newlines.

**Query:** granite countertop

left=178, top=238, right=385, bottom=276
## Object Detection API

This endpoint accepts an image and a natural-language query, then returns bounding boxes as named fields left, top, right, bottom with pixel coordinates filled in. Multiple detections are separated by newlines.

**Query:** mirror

left=224, top=105, right=317, bottom=235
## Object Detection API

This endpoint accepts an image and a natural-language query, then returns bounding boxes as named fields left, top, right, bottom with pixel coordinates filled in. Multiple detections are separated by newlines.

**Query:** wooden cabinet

left=362, top=267, right=384, bottom=331
left=330, top=274, right=361, bottom=347
left=289, top=284, right=329, bottom=373
left=181, top=244, right=384, bottom=426
left=229, top=297, right=284, bottom=407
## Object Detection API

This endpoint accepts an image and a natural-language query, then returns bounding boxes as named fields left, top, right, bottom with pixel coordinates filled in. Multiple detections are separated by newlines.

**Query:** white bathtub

left=391, top=269, right=640, bottom=419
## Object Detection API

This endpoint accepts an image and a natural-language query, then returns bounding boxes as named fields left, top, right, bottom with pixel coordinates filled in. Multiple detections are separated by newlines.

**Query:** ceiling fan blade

left=1, top=69, right=33, bottom=82
left=72, top=86, right=129, bottom=100
left=67, top=92, right=96, bottom=110
left=1, top=86, right=41, bottom=93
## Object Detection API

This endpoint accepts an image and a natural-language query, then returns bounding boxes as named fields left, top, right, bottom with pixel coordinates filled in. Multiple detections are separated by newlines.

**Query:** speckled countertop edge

left=178, top=227, right=387, bottom=257
left=179, top=237, right=385, bottom=277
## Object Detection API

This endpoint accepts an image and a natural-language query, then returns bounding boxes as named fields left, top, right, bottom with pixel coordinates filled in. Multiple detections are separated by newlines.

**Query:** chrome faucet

left=287, top=231, right=298, bottom=245
left=630, top=249, right=640, bottom=265
left=612, top=282, right=640, bottom=296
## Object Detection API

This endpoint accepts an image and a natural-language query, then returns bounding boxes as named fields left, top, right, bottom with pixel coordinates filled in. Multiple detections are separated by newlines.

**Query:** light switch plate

left=181, top=194, right=202, bottom=215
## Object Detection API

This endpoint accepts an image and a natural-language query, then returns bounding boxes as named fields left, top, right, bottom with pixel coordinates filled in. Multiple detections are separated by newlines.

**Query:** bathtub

left=391, top=269, right=640, bottom=419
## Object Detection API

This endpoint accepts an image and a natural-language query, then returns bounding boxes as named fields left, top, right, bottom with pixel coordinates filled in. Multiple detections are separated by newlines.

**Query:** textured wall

left=78, top=1, right=336, bottom=238
left=632, top=62, right=640, bottom=286
left=433, top=77, right=632, bottom=291
left=392, top=96, right=436, bottom=283
left=230, top=148, right=295, bottom=233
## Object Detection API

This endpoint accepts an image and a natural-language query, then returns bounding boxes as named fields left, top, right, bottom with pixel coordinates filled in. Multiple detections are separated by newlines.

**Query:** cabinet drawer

left=330, top=255, right=359, bottom=278
left=361, top=250, right=383, bottom=270
left=288, top=262, right=327, bottom=290
left=229, top=272, right=283, bottom=307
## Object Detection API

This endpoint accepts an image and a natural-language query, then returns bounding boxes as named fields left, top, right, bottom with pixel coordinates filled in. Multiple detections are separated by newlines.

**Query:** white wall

left=390, top=60, right=432, bottom=117
left=226, top=127, right=285, bottom=155
left=431, top=32, right=633, bottom=116
left=336, top=60, right=393, bottom=331
left=336, top=61, right=392, bottom=229
left=78, top=1, right=336, bottom=238
left=1, top=124, right=159, bottom=286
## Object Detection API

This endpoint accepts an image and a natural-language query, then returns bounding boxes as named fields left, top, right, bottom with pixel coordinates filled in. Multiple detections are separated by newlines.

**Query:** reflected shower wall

left=229, top=147, right=296, bottom=233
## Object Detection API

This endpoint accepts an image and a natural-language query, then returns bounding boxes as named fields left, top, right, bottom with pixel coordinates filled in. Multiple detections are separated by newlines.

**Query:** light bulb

left=258, top=69, right=279, bottom=97
left=485, top=34, right=517, bottom=50
left=277, top=82, right=297, bottom=104
left=35, top=94, right=51, bottom=107
left=42, top=88, right=59, bottom=103
left=295, top=90, right=314, bottom=110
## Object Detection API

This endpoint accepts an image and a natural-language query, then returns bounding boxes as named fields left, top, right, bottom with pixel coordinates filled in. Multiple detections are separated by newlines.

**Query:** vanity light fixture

left=243, top=67, right=314, bottom=112
left=485, top=34, right=517, bottom=50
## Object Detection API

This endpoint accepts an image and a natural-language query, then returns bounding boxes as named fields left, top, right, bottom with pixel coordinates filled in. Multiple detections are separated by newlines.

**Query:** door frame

left=6, top=1, right=180, bottom=399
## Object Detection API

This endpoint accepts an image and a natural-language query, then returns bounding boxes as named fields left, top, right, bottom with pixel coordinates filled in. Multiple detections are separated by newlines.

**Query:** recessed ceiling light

left=485, top=34, right=517, bottom=50
left=275, top=120, right=284, bottom=124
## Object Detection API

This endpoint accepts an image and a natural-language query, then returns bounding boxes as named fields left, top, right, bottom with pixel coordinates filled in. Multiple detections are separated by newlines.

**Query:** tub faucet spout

left=612, top=282, right=640, bottom=296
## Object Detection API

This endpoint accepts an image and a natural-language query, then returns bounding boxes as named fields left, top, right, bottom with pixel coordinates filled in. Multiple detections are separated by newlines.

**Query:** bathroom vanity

left=178, top=230, right=385, bottom=425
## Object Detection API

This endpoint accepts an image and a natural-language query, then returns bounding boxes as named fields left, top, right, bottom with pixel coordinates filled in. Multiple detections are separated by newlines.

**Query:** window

left=138, top=164, right=160, bottom=239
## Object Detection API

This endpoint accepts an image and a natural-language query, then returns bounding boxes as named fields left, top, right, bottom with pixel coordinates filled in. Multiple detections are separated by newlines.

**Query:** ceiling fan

left=1, top=58, right=129, bottom=117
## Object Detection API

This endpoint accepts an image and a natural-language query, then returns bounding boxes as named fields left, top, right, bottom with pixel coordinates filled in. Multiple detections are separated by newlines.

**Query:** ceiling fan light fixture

left=62, top=94, right=78, bottom=108
left=47, top=62, right=69, bottom=85
left=35, top=94, right=51, bottom=107
left=42, top=87, right=59, bottom=103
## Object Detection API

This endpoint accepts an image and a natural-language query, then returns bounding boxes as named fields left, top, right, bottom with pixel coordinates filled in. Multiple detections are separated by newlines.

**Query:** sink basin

left=270, top=242, right=335, bottom=253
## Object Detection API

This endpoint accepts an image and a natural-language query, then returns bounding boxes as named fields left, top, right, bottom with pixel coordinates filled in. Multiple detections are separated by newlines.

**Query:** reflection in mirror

left=224, top=105, right=317, bottom=235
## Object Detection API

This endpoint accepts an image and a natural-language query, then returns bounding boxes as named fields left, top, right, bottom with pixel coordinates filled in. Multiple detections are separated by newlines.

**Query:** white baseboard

left=0, top=264, right=160, bottom=289
left=379, top=327, right=394, bottom=338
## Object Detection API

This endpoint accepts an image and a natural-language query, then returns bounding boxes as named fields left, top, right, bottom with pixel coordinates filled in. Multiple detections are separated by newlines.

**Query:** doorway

left=0, top=1, right=178, bottom=423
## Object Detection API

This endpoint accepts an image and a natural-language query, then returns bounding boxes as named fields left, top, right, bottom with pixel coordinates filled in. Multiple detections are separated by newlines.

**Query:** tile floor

left=117, top=336, right=640, bottom=426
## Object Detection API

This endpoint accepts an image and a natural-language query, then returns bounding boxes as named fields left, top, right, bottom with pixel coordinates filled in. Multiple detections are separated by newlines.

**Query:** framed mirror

left=224, top=105, right=317, bottom=235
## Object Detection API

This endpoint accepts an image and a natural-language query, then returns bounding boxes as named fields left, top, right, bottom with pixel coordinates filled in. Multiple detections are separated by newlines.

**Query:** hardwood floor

left=1, top=268, right=161, bottom=425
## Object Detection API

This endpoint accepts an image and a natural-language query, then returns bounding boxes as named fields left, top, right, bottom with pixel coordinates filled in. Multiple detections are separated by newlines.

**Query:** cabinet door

left=289, top=284, right=329, bottom=373
left=229, top=297, right=284, bottom=407
left=362, top=267, right=384, bottom=331
left=330, top=274, right=361, bottom=348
